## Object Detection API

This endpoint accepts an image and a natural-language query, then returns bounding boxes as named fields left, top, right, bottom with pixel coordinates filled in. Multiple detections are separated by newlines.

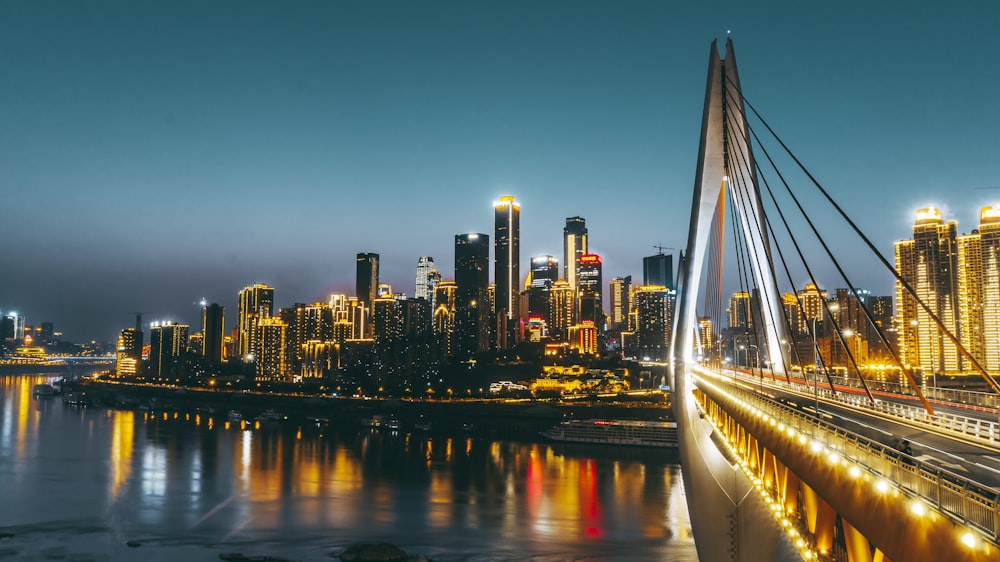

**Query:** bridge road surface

left=712, top=372, right=1000, bottom=490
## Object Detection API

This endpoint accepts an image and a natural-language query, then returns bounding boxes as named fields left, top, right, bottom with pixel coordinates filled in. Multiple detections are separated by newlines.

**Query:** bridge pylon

left=671, top=39, right=797, bottom=561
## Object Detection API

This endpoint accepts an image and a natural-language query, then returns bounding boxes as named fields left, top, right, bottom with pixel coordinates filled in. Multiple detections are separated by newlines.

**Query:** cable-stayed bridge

left=671, top=39, right=1000, bottom=562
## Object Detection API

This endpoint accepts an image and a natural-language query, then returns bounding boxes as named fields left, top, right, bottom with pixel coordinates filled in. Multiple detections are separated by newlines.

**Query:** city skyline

left=2, top=1, right=999, bottom=342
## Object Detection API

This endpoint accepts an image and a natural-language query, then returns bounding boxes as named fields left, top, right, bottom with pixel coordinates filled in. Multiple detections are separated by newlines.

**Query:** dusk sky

left=2, top=1, right=999, bottom=343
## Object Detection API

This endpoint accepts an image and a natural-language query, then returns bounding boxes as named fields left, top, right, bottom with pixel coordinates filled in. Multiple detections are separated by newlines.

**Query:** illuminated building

left=727, top=291, right=751, bottom=329
left=237, top=283, right=274, bottom=361
left=202, top=303, right=225, bottom=363
left=4, top=312, right=25, bottom=342
left=609, top=276, right=631, bottom=330
left=568, top=321, right=598, bottom=355
left=563, top=217, right=587, bottom=291
left=977, top=205, right=1000, bottom=370
left=255, top=316, right=287, bottom=381
left=374, top=294, right=404, bottom=344
left=643, top=252, right=674, bottom=290
left=531, top=255, right=559, bottom=288
left=895, top=207, right=962, bottom=373
left=454, top=233, right=490, bottom=356
left=301, top=340, right=333, bottom=380
left=796, top=283, right=827, bottom=332
left=635, top=285, right=674, bottom=361
left=434, top=281, right=457, bottom=355
left=494, top=196, right=521, bottom=349
left=115, top=328, right=142, bottom=377
left=282, top=302, right=333, bottom=376
left=356, top=252, right=379, bottom=311
left=188, top=332, right=204, bottom=356
left=548, top=280, right=575, bottom=341
left=525, top=255, right=558, bottom=329
left=39, top=322, right=54, bottom=344
left=148, top=322, right=189, bottom=378
left=577, top=254, right=603, bottom=325
left=696, top=316, right=714, bottom=361
left=415, top=256, right=438, bottom=305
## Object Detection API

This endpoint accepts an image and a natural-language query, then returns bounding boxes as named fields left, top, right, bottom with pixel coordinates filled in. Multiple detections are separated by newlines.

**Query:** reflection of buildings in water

left=110, top=410, right=134, bottom=501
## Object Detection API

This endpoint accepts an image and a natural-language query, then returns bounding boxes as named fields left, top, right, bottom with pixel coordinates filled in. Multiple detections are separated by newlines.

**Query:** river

left=0, top=374, right=697, bottom=561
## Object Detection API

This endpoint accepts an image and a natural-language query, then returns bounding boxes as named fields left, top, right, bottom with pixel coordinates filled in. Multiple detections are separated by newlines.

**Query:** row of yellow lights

left=693, top=372, right=986, bottom=557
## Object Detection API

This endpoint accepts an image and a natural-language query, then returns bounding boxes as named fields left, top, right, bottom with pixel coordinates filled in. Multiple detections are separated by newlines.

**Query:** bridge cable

left=720, top=105, right=787, bottom=382
left=723, top=97, right=866, bottom=401
left=730, top=78, right=1000, bottom=398
left=725, top=90, right=886, bottom=408
left=720, top=97, right=804, bottom=381
left=724, top=84, right=933, bottom=413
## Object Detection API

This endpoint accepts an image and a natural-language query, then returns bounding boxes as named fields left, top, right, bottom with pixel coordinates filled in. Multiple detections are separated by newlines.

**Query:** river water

left=0, top=375, right=697, bottom=561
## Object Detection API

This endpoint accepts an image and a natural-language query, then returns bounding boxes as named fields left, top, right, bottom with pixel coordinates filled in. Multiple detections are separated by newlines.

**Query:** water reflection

left=0, top=375, right=696, bottom=560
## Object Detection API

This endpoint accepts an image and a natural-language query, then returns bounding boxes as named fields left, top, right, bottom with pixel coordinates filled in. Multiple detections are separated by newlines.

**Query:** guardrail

left=722, top=368, right=1000, bottom=446
left=694, top=368, right=1000, bottom=544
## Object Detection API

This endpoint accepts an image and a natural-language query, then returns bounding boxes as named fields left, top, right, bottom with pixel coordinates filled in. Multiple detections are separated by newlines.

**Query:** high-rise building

left=796, top=283, right=828, bottom=332
left=609, top=276, right=632, bottom=330
left=643, top=252, right=674, bottom=290
left=256, top=316, right=287, bottom=381
left=895, top=207, right=962, bottom=374
left=454, top=233, right=490, bottom=356
left=976, top=205, right=1000, bottom=371
left=237, top=283, right=274, bottom=361
left=356, top=253, right=379, bottom=311
left=728, top=291, right=751, bottom=329
left=149, top=322, right=189, bottom=378
left=202, top=303, right=225, bottom=364
left=530, top=255, right=559, bottom=288
left=415, top=256, right=438, bottom=304
left=433, top=281, right=457, bottom=356
left=548, top=280, right=575, bottom=341
left=494, top=196, right=521, bottom=349
left=635, top=285, right=674, bottom=361
left=115, top=328, right=142, bottom=377
left=577, top=254, right=603, bottom=324
left=563, top=217, right=588, bottom=291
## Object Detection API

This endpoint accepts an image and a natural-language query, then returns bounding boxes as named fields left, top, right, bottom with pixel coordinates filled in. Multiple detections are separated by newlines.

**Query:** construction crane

left=653, top=244, right=676, bottom=254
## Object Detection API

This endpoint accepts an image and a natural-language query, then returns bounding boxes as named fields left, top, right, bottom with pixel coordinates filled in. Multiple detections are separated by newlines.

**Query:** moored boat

left=32, top=383, right=57, bottom=396
left=541, top=419, right=678, bottom=448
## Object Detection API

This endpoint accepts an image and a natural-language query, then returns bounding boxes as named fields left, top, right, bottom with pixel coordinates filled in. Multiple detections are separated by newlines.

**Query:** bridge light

left=961, top=532, right=977, bottom=548
left=827, top=452, right=840, bottom=464
left=848, top=466, right=862, bottom=478
left=875, top=480, right=890, bottom=493
left=910, top=501, right=926, bottom=516
left=810, top=441, right=822, bottom=453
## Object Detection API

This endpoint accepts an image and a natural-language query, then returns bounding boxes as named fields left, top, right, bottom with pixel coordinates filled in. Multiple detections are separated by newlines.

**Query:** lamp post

left=811, top=316, right=820, bottom=417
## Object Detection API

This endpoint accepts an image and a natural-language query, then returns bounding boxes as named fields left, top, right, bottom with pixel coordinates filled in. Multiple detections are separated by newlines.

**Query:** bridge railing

left=695, top=368, right=1000, bottom=543
left=724, top=368, right=1000, bottom=445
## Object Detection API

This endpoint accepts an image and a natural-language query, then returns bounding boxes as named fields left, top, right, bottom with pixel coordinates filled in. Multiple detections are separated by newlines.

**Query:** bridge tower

left=671, top=39, right=797, bottom=561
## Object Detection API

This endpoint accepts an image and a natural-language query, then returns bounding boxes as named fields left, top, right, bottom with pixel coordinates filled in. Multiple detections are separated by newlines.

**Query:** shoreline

left=66, top=379, right=674, bottom=438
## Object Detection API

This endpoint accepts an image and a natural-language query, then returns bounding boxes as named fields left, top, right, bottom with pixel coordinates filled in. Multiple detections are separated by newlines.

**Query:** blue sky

left=2, top=1, right=998, bottom=342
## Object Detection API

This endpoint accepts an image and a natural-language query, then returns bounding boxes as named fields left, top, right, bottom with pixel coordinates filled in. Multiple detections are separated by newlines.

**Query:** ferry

left=541, top=419, right=678, bottom=448
left=32, top=383, right=57, bottom=396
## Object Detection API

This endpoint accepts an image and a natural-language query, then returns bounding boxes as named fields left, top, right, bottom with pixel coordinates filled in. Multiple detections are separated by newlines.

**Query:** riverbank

left=70, top=380, right=673, bottom=437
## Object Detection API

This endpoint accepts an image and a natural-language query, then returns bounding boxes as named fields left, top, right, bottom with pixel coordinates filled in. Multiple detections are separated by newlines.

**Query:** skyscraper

left=115, top=328, right=142, bottom=377
left=563, top=217, right=588, bottom=291
left=609, top=276, right=632, bottom=330
left=256, top=316, right=287, bottom=381
left=149, top=322, right=189, bottom=378
left=415, top=256, right=438, bottom=303
left=494, top=196, right=521, bottom=348
left=635, top=285, right=673, bottom=361
left=454, top=233, right=490, bottom=356
left=548, top=280, right=575, bottom=341
left=202, top=303, right=225, bottom=364
left=527, top=255, right=559, bottom=328
left=356, top=253, right=379, bottom=310
left=643, top=252, right=674, bottom=290
left=237, top=283, right=274, bottom=361
left=895, top=207, right=961, bottom=374
left=975, top=205, right=1000, bottom=370
left=577, top=254, right=603, bottom=324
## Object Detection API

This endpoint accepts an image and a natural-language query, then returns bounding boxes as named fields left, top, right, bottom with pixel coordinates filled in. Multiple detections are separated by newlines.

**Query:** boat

left=32, top=383, right=57, bottom=396
left=62, top=390, right=90, bottom=406
left=227, top=410, right=244, bottom=422
left=541, top=419, right=678, bottom=448
left=257, top=409, right=288, bottom=423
